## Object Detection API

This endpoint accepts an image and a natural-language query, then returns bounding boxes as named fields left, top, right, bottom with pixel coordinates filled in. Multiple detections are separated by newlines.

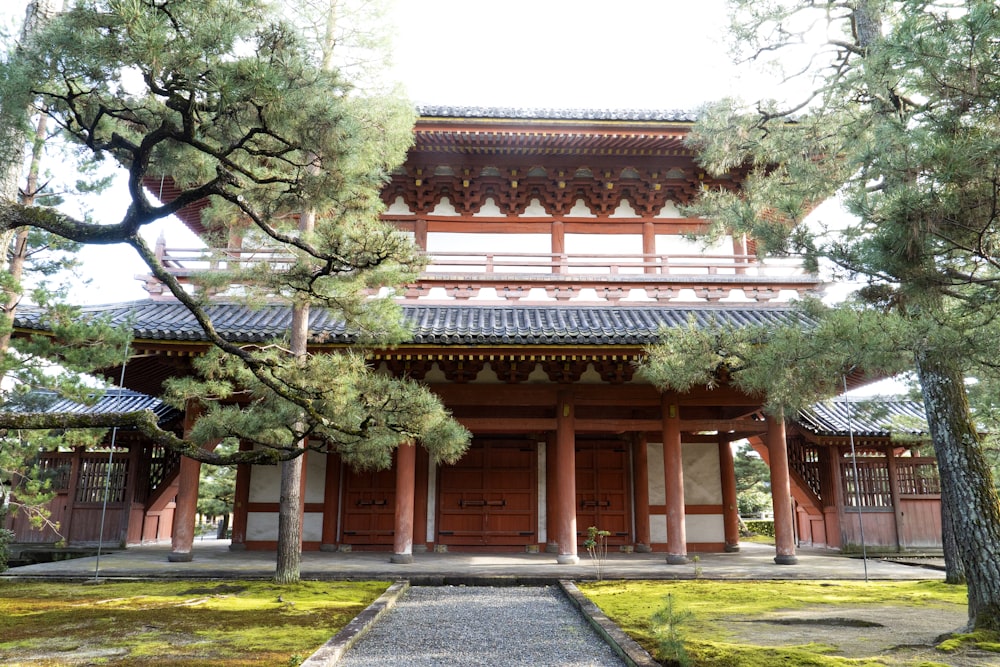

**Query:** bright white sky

left=4, top=0, right=776, bottom=305
left=2, top=1, right=903, bottom=395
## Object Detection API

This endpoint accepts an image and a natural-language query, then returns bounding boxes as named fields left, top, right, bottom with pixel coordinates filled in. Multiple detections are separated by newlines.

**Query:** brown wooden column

left=545, top=432, right=559, bottom=553
left=662, top=396, right=687, bottom=563
left=551, top=220, right=566, bottom=274
left=414, top=218, right=428, bottom=251
left=885, top=445, right=905, bottom=552
left=766, top=414, right=798, bottom=564
left=391, top=442, right=416, bottom=564
left=643, top=222, right=656, bottom=274
left=632, top=434, right=652, bottom=552
left=732, top=232, right=748, bottom=275
left=169, top=404, right=202, bottom=562
left=319, top=449, right=341, bottom=551
left=554, top=391, right=578, bottom=564
left=719, top=435, right=741, bottom=552
left=229, top=440, right=252, bottom=551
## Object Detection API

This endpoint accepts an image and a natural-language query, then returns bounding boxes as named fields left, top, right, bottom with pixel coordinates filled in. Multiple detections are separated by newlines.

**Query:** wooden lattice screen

left=842, top=458, right=892, bottom=508
left=787, top=436, right=823, bottom=500
left=75, top=455, right=128, bottom=504
left=896, top=458, right=941, bottom=495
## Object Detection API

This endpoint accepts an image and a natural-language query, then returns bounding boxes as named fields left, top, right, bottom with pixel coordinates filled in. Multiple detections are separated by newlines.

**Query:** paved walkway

left=334, top=585, right=628, bottom=667
left=2, top=538, right=944, bottom=582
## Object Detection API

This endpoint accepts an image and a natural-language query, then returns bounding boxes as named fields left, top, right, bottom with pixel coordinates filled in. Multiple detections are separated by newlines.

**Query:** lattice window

left=787, top=436, right=822, bottom=500
left=75, top=456, right=127, bottom=504
left=35, top=454, right=72, bottom=491
left=842, top=459, right=892, bottom=508
left=896, top=459, right=941, bottom=495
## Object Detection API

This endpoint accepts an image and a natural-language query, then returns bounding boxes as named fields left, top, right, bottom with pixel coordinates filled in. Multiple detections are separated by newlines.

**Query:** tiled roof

left=416, top=105, right=698, bottom=123
left=15, top=301, right=810, bottom=346
left=8, top=388, right=181, bottom=422
left=795, top=398, right=926, bottom=437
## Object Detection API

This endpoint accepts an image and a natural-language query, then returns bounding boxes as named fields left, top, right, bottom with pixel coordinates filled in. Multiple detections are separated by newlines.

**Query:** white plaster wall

left=650, top=514, right=667, bottom=543
left=305, top=453, right=326, bottom=504
left=685, top=514, right=724, bottom=543
left=683, top=442, right=722, bottom=504
left=425, top=455, right=437, bottom=542
left=303, top=512, right=323, bottom=542
left=647, top=442, right=666, bottom=505
left=246, top=511, right=276, bottom=540
left=249, top=464, right=281, bottom=502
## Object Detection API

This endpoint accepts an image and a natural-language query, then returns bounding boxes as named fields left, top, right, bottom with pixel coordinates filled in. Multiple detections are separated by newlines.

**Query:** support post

left=169, top=403, right=202, bottom=562
left=551, top=220, right=566, bottom=274
left=391, top=442, right=416, bottom=564
left=632, top=434, right=652, bottom=552
left=718, top=434, right=741, bottom=552
left=319, top=448, right=341, bottom=551
left=885, top=445, right=905, bottom=552
left=767, top=414, right=798, bottom=564
left=662, top=395, right=687, bottom=564
left=545, top=432, right=559, bottom=553
left=229, top=440, right=251, bottom=551
left=554, top=391, right=578, bottom=564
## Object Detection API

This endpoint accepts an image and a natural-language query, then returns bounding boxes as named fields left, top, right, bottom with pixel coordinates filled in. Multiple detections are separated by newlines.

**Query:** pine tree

left=0, top=0, right=469, bottom=583
left=666, top=0, right=1000, bottom=630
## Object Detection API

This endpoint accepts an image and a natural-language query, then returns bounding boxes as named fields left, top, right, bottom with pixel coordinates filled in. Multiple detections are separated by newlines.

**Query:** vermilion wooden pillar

left=718, top=435, right=741, bottom=552
left=229, top=440, right=252, bottom=551
left=643, top=222, right=656, bottom=275
left=662, top=395, right=688, bottom=564
left=632, top=434, right=652, bottom=552
left=554, top=391, right=579, bottom=564
left=551, top=220, right=566, bottom=274
left=319, top=449, right=341, bottom=551
left=391, top=442, right=416, bottom=564
left=169, top=404, right=202, bottom=562
left=767, top=414, right=798, bottom=564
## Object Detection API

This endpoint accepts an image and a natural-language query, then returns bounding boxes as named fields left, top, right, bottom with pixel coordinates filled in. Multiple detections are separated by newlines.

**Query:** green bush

left=0, top=522, right=14, bottom=572
left=743, top=519, right=775, bottom=537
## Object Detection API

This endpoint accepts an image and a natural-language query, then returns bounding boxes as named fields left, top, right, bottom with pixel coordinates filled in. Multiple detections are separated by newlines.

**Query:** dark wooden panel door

left=576, top=441, right=632, bottom=546
left=341, top=467, right=395, bottom=546
left=437, top=440, right=536, bottom=547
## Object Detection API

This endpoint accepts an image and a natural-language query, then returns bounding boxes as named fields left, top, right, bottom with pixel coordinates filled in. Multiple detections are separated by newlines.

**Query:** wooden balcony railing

left=139, top=244, right=822, bottom=303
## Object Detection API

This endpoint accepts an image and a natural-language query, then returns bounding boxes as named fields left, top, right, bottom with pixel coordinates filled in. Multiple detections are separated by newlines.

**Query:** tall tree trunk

left=940, top=495, right=966, bottom=585
left=914, top=348, right=1000, bottom=631
left=1, top=2, right=62, bottom=354
left=273, top=211, right=314, bottom=584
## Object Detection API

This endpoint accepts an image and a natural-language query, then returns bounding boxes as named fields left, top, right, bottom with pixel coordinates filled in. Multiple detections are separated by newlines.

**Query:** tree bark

left=914, top=348, right=1000, bottom=630
left=273, top=200, right=315, bottom=583
left=940, top=495, right=966, bottom=585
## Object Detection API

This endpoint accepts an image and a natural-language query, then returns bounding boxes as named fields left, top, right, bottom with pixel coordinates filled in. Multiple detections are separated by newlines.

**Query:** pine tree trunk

left=274, top=443, right=303, bottom=584
left=273, top=204, right=315, bottom=583
left=940, top=495, right=966, bottom=585
left=914, top=348, right=1000, bottom=630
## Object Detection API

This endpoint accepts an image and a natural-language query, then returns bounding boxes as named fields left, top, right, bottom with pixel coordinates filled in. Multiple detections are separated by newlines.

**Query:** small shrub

left=743, top=519, right=775, bottom=537
left=584, top=526, right=610, bottom=580
left=0, top=527, right=13, bottom=572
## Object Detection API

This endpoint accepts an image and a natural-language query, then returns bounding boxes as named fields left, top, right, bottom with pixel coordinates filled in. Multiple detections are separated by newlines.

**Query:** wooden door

left=437, top=440, right=537, bottom=548
left=341, top=466, right=396, bottom=547
left=576, top=441, right=632, bottom=546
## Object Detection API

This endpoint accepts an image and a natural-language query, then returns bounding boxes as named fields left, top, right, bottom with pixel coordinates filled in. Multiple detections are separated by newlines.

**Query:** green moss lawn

left=0, top=579, right=388, bottom=666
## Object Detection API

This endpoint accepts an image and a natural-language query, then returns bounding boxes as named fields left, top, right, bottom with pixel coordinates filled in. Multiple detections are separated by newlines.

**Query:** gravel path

left=337, top=585, right=628, bottom=666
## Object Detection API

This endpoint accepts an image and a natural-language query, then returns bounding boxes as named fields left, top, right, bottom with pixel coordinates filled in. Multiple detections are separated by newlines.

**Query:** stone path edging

left=299, top=580, right=410, bottom=667
left=558, top=580, right=660, bottom=667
